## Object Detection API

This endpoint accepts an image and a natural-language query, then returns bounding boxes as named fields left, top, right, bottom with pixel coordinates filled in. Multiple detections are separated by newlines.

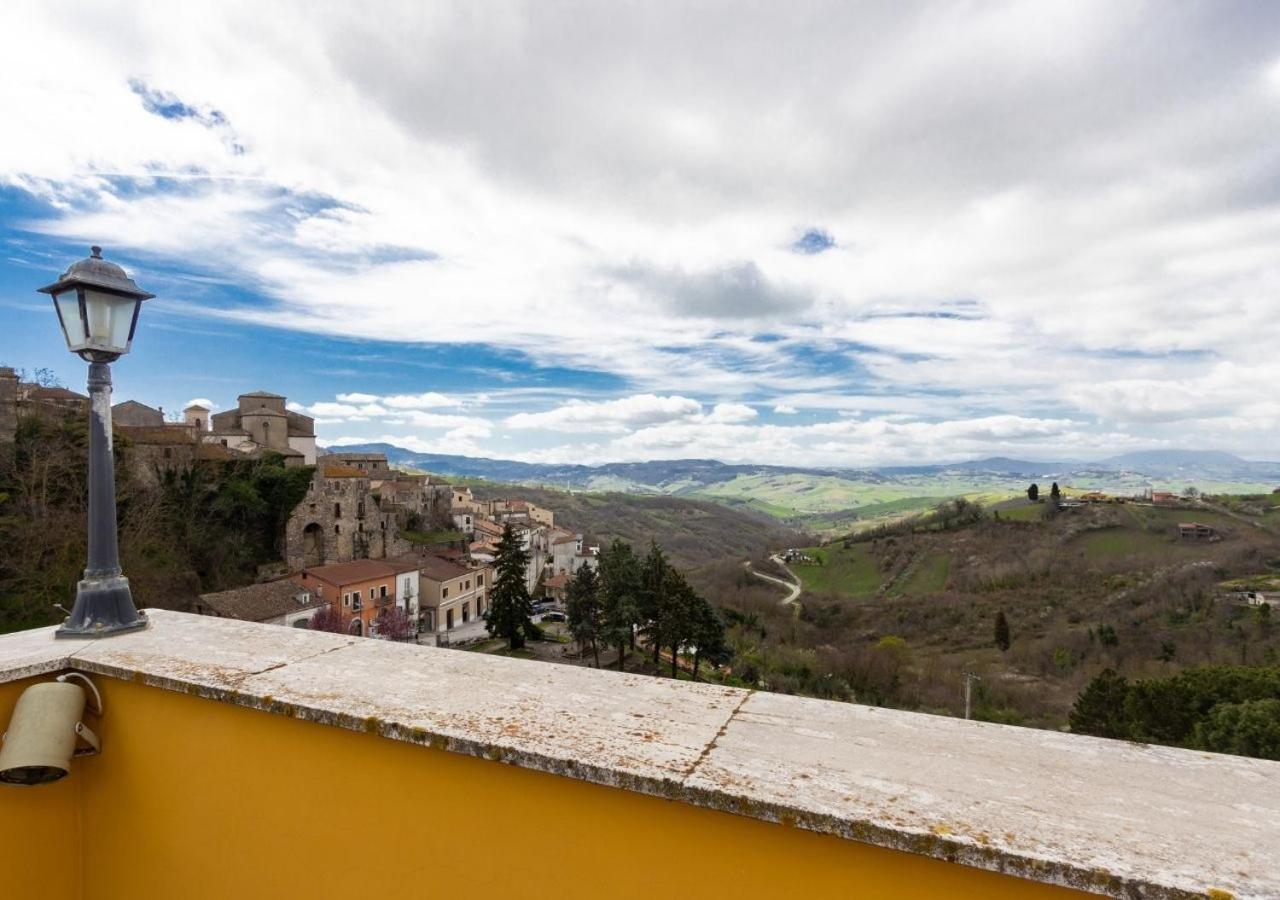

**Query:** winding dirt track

left=744, top=555, right=802, bottom=605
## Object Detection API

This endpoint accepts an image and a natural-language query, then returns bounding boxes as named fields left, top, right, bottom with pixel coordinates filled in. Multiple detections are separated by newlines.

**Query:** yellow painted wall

left=0, top=676, right=81, bottom=900
left=71, top=677, right=1090, bottom=900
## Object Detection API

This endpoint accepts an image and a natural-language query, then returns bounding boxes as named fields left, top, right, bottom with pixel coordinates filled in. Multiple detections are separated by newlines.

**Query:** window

left=334, top=503, right=342, bottom=518
left=462, top=603, right=470, bottom=623
left=368, top=588, right=376, bottom=601
left=446, top=609, right=454, bottom=629
left=442, top=587, right=449, bottom=599
left=309, top=503, right=316, bottom=513
left=477, top=574, right=484, bottom=586
left=380, top=585, right=388, bottom=598
left=343, top=593, right=351, bottom=608
left=334, top=525, right=340, bottom=535
left=358, top=523, right=363, bottom=533
left=464, top=579, right=471, bottom=590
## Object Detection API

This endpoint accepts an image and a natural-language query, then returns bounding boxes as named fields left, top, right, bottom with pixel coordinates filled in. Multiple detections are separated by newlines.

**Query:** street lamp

left=38, top=246, right=154, bottom=638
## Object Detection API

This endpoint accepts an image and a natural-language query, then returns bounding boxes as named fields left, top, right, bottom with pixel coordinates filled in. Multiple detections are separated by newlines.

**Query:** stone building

left=0, top=368, right=16, bottom=444
left=112, top=400, right=165, bottom=427
left=0, top=368, right=89, bottom=443
left=321, top=450, right=391, bottom=475
left=285, top=463, right=409, bottom=570
left=209, top=391, right=316, bottom=464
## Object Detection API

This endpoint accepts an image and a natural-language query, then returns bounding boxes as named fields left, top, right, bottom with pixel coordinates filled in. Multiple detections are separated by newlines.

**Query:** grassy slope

left=462, top=482, right=804, bottom=573
left=790, top=545, right=882, bottom=597
left=745, top=497, right=1280, bottom=729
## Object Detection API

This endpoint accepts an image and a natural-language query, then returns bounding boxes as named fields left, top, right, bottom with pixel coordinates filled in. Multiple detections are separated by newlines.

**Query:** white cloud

left=703, top=402, right=757, bottom=424
left=505, top=394, right=704, bottom=433
left=184, top=397, right=217, bottom=410
left=380, top=392, right=463, bottom=410
left=4, top=2, right=1280, bottom=463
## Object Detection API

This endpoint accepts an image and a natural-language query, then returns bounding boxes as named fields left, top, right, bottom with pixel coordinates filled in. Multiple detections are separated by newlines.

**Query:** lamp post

left=38, top=246, right=154, bottom=638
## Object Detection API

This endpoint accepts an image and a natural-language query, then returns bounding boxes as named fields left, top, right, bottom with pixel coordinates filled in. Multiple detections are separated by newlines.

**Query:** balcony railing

left=0, top=609, right=1274, bottom=899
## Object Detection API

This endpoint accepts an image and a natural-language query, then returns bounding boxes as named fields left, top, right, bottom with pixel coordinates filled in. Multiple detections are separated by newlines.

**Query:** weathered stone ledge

left=0, top=610, right=1275, bottom=899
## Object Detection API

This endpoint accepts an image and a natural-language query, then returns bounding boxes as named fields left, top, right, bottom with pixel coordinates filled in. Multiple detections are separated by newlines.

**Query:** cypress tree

left=994, top=610, right=1011, bottom=652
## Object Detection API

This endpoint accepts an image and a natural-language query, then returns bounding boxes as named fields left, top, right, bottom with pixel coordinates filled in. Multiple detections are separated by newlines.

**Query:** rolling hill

left=327, top=443, right=1280, bottom=530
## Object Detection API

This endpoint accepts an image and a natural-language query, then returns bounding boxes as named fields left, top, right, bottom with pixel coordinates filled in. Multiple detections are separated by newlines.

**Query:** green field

left=894, top=552, right=951, bottom=596
left=994, top=502, right=1043, bottom=522
left=790, top=545, right=883, bottom=597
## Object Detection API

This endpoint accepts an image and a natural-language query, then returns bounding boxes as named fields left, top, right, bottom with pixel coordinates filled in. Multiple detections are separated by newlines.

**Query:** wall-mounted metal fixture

left=0, top=673, right=102, bottom=786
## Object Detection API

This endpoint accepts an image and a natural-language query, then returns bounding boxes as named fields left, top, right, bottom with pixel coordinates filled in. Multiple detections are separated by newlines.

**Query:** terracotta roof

left=198, top=579, right=322, bottom=622
left=195, top=443, right=249, bottom=461
left=552, top=535, right=578, bottom=545
left=544, top=574, right=569, bottom=590
left=322, top=464, right=367, bottom=478
left=418, top=557, right=470, bottom=582
left=28, top=385, right=87, bottom=401
left=473, top=519, right=504, bottom=535
left=118, top=426, right=195, bottom=445
left=301, top=559, right=398, bottom=586
left=382, top=553, right=427, bottom=573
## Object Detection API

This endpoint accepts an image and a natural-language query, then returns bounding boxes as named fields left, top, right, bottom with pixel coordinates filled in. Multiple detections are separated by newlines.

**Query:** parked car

left=541, top=611, right=566, bottom=622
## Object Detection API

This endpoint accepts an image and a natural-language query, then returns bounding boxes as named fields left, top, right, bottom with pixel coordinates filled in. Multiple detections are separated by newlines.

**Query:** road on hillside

left=744, top=555, right=802, bottom=605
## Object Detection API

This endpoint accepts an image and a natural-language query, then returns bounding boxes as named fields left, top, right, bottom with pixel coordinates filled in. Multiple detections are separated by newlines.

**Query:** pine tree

left=659, top=569, right=698, bottom=678
left=639, top=541, right=670, bottom=666
left=690, top=595, right=729, bottom=681
left=1069, top=668, right=1130, bottom=739
left=566, top=564, right=602, bottom=667
left=1050, top=482, right=1061, bottom=502
left=994, top=610, right=1011, bottom=652
left=598, top=539, right=640, bottom=670
left=485, top=523, right=535, bottom=649
left=1027, top=483, right=1039, bottom=502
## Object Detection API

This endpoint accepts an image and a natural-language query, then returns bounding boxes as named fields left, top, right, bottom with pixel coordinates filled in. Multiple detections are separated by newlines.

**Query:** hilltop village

left=0, top=372, right=596, bottom=641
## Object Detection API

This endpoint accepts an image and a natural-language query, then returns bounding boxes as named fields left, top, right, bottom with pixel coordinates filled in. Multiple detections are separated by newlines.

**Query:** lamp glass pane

left=82, top=289, right=137, bottom=353
left=53, top=290, right=84, bottom=348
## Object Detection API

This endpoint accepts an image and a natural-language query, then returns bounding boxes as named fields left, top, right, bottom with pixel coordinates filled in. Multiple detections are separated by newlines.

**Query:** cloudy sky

left=1, top=1, right=1278, bottom=466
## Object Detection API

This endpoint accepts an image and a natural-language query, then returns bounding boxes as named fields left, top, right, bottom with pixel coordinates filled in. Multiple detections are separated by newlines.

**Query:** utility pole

left=963, top=671, right=981, bottom=720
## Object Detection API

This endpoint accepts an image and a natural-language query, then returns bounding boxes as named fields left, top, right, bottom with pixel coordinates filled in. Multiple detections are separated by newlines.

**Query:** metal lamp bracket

left=57, top=672, right=102, bottom=757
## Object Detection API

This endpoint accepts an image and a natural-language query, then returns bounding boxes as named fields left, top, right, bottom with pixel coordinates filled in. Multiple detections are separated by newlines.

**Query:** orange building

left=296, top=558, right=417, bottom=636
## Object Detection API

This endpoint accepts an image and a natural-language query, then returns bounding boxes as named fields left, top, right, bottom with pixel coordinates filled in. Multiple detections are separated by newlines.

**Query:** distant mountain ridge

left=324, top=444, right=1280, bottom=487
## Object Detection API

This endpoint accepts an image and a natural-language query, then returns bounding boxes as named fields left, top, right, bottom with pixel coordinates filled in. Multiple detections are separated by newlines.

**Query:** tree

left=598, top=539, right=641, bottom=670
left=374, top=605, right=415, bottom=641
left=566, top=564, right=602, bottom=666
left=1194, top=699, right=1280, bottom=760
left=485, top=523, right=536, bottom=649
left=994, top=610, right=1011, bottom=652
left=658, top=569, right=698, bottom=678
left=309, top=605, right=346, bottom=633
left=690, top=597, right=730, bottom=681
left=1027, top=483, right=1039, bottom=503
left=1050, top=482, right=1061, bottom=503
left=639, top=542, right=670, bottom=666
left=1069, top=669, right=1130, bottom=739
